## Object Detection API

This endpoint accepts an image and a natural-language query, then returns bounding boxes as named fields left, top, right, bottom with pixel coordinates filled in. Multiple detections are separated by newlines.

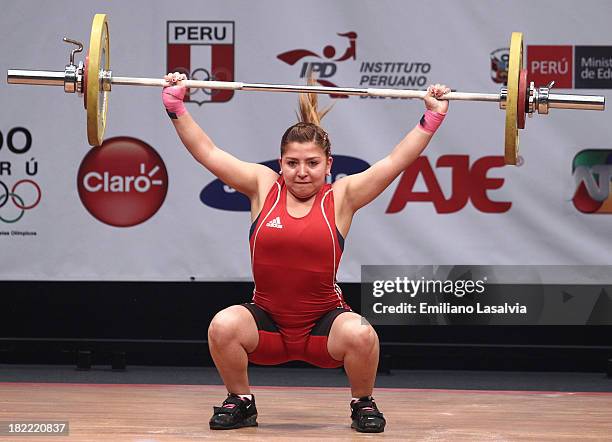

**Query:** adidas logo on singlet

left=265, top=216, right=283, bottom=229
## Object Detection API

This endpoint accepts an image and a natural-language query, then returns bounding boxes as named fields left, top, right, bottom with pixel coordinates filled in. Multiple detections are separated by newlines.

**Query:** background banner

left=1, top=0, right=611, bottom=281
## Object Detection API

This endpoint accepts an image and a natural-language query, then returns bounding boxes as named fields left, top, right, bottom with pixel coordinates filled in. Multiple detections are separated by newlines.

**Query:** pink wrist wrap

left=418, top=110, right=446, bottom=134
left=162, top=85, right=187, bottom=119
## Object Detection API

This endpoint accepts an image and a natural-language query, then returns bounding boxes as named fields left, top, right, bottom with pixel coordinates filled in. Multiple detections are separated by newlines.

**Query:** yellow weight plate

left=504, top=32, right=523, bottom=165
left=87, top=14, right=110, bottom=146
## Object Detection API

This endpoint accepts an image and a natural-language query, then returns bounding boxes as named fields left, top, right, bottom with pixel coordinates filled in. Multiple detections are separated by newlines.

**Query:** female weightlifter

left=162, top=72, right=449, bottom=433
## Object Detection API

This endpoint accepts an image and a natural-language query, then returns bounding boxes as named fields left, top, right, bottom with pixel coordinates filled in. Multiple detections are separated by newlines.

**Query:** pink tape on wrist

left=418, top=110, right=446, bottom=134
left=162, top=85, right=187, bottom=118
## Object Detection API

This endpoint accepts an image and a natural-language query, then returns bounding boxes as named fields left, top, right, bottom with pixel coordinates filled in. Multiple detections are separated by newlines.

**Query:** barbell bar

left=6, top=14, right=606, bottom=165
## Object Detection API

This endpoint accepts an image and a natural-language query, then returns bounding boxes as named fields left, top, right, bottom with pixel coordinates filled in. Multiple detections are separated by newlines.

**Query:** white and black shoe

left=209, top=393, right=258, bottom=430
left=350, top=396, right=386, bottom=433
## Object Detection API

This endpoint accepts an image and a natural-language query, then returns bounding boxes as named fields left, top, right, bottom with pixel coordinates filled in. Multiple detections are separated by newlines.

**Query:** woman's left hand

left=424, top=84, right=451, bottom=114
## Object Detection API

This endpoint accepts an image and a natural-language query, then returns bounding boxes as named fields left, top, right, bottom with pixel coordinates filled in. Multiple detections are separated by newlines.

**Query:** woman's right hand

left=423, top=83, right=450, bottom=114
left=162, top=72, right=187, bottom=118
left=164, top=72, right=187, bottom=86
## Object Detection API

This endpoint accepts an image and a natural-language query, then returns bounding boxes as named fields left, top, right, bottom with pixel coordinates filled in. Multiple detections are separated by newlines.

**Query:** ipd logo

left=277, top=32, right=357, bottom=98
left=77, top=137, right=168, bottom=227
left=572, top=150, right=612, bottom=213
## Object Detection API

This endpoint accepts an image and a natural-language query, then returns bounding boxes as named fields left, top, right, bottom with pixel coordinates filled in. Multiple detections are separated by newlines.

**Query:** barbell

left=6, top=14, right=606, bottom=165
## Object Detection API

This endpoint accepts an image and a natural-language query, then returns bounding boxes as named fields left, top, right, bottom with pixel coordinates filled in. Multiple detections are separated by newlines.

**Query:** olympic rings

left=0, top=179, right=41, bottom=222
left=11, top=179, right=42, bottom=210
left=0, top=180, right=8, bottom=209
left=0, top=193, right=25, bottom=223
left=189, top=68, right=213, bottom=97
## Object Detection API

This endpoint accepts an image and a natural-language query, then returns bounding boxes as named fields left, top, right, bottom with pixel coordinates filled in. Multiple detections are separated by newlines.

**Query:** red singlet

left=249, top=176, right=350, bottom=359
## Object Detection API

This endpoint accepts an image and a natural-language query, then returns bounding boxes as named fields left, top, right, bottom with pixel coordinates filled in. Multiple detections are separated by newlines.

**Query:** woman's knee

left=330, top=314, right=378, bottom=355
left=208, top=305, right=257, bottom=346
left=347, top=321, right=378, bottom=351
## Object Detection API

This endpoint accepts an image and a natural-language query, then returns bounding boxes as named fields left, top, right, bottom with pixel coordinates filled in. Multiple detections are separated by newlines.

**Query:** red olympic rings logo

left=0, top=179, right=42, bottom=223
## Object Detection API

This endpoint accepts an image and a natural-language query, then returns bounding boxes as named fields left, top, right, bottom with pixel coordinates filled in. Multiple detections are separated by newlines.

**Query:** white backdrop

left=1, top=0, right=611, bottom=281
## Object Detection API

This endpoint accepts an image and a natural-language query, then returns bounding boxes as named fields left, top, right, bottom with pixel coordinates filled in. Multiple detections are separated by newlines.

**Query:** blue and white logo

left=200, top=155, right=371, bottom=211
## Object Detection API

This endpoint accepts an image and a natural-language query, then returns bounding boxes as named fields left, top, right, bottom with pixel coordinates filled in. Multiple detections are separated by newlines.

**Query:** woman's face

left=280, top=141, right=332, bottom=200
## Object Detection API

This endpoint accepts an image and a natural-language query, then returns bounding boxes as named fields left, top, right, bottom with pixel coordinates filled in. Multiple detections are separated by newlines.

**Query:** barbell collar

left=63, top=37, right=83, bottom=66
left=64, top=63, right=79, bottom=93
left=76, top=63, right=84, bottom=95
left=101, top=70, right=112, bottom=92
left=528, top=82, right=536, bottom=115
left=499, top=88, right=508, bottom=110
left=537, top=87, right=550, bottom=114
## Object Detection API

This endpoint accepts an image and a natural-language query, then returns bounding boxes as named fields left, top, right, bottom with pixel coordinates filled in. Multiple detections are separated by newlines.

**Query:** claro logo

left=77, top=137, right=168, bottom=227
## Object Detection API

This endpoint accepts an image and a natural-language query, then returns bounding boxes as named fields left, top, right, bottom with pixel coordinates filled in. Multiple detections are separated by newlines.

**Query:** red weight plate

left=517, top=69, right=527, bottom=129
left=83, top=53, right=89, bottom=110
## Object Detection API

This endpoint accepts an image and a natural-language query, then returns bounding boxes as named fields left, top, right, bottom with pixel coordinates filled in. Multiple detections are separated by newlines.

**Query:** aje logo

left=77, top=137, right=168, bottom=227
left=386, top=155, right=511, bottom=214
left=572, top=150, right=612, bottom=214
